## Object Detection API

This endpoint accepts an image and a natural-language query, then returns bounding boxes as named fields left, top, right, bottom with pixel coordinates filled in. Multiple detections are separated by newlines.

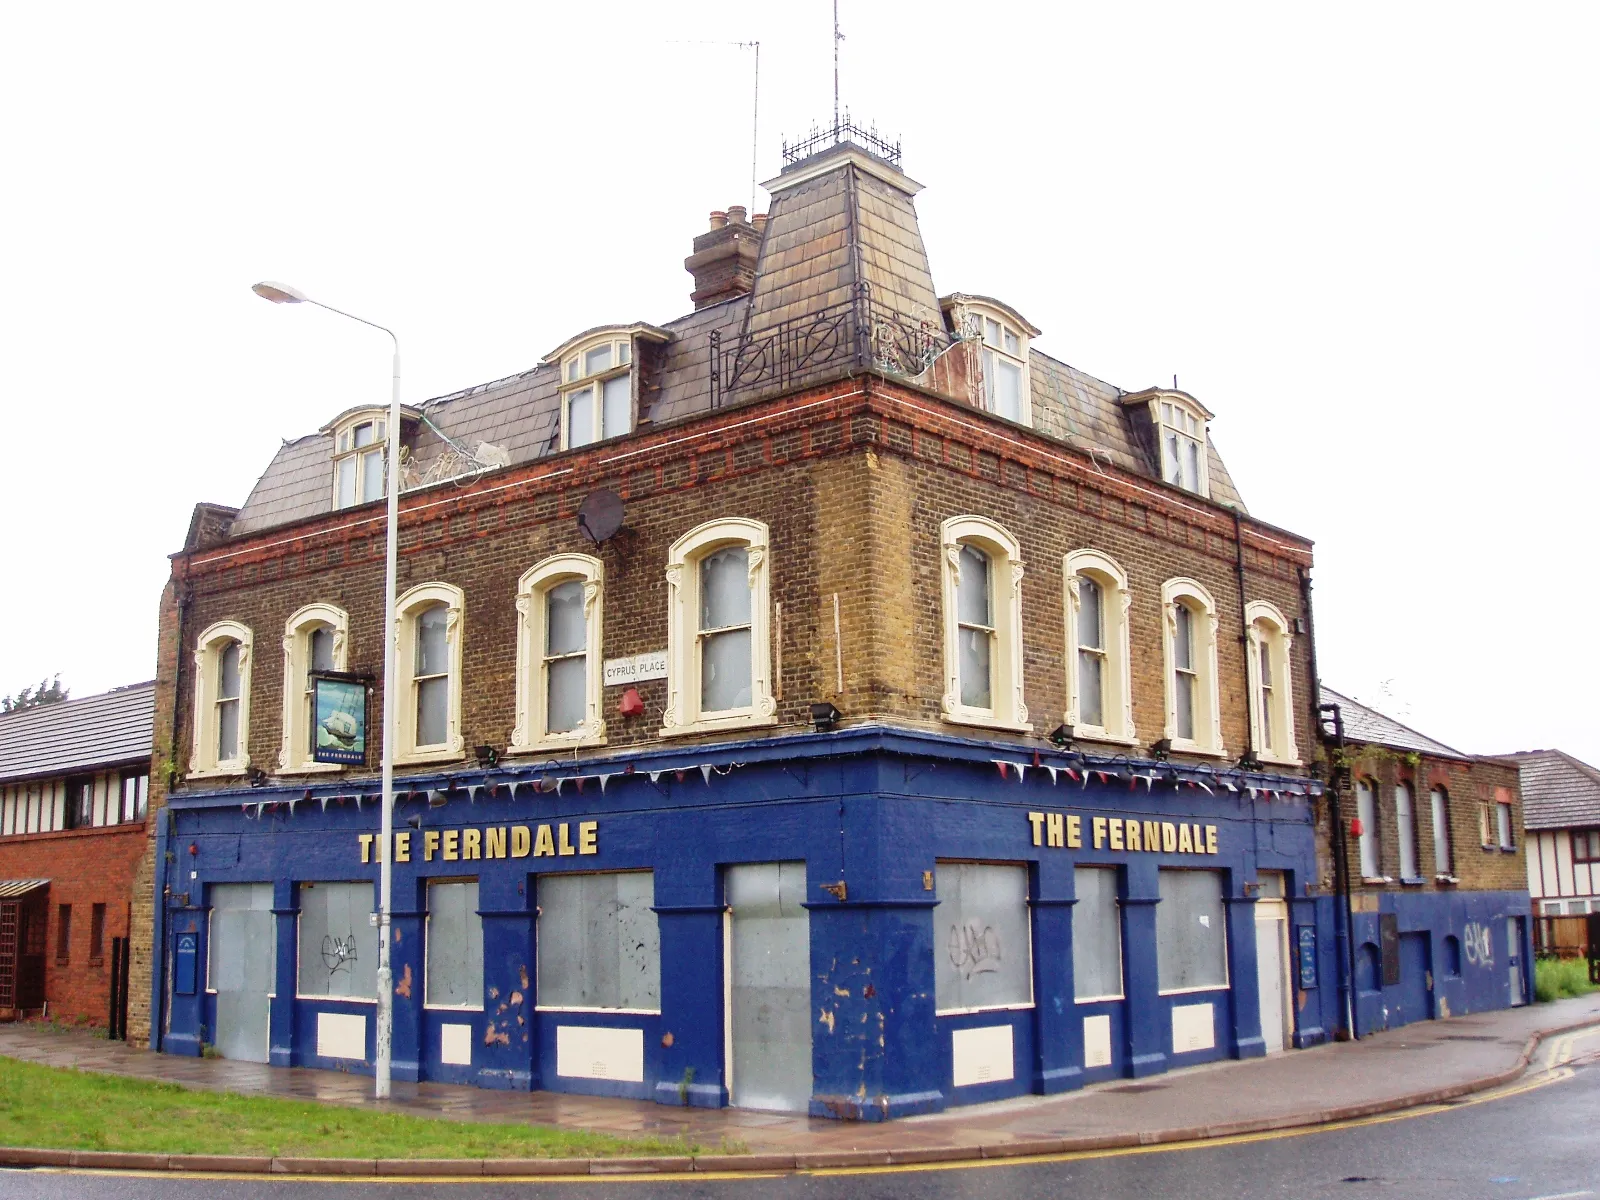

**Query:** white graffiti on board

left=1463, top=921, right=1494, bottom=967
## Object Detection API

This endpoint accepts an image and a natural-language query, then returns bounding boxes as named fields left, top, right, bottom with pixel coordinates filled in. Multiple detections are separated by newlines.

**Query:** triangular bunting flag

left=1047, top=766, right=1058, bottom=784
left=649, top=771, right=662, bottom=784
left=994, top=761, right=1009, bottom=779
left=700, top=764, right=713, bottom=785
left=598, top=773, right=616, bottom=793
left=1015, top=764, right=1027, bottom=782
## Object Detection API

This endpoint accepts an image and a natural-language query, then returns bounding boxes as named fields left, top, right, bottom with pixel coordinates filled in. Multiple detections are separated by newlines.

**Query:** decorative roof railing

left=781, top=115, right=902, bottom=168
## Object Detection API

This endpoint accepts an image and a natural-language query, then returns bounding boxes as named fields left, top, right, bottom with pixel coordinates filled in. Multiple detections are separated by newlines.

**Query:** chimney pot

left=708, top=210, right=728, bottom=231
left=726, top=205, right=748, bottom=226
left=752, top=213, right=768, bottom=233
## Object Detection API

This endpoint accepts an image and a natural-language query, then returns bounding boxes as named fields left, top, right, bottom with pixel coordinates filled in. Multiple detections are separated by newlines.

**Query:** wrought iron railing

left=710, top=284, right=946, bottom=408
left=781, top=115, right=901, bottom=168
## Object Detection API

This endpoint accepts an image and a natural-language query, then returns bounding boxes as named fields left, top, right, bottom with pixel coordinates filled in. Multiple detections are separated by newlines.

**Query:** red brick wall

left=0, top=823, right=147, bottom=1025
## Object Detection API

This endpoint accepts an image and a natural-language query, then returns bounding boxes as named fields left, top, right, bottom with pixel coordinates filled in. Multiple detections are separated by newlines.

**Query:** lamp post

left=252, top=281, right=401, bottom=1100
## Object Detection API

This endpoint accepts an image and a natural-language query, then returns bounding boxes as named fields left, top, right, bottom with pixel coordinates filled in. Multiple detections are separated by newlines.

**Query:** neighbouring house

left=1506, top=749, right=1600, bottom=959
left=138, top=128, right=1340, bottom=1118
left=1317, top=687, right=1530, bottom=1032
left=0, top=682, right=152, bottom=1028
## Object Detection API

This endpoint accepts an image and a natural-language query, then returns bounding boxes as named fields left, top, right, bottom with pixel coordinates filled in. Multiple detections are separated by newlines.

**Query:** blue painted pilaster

left=269, top=878, right=297, bottom=1067
left=1031, top=853, right=1079, bottom=1093
left=1121, top=860, right=1166, bottom=1077
left=1226, top=892, right=1265, bottom=1058
left=477, top=871, right=534, bottom=1090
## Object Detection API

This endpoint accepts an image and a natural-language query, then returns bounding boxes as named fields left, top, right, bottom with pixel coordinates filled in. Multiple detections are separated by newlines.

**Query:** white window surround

left=190, top=620, right=254, bottom=779
left=945, top=296, right=1038, bottom=428
left=1243, top=600, right=1299, bottom=766
left=660, top=518, right=776, bottom=738
left=940, top=515, right=1030, bottom=733
left=1064, top=548, right=1136, bottom=746
left=558, top=335, right=633, bottom=450
left=1154, top=393, right=1212, bottom=498
left=327, top=408, right=390, bottom=511
left=510, top=554, right=606, bottom=753
left=278, top=603, right=350, bottom=775
left=394, top=582, right=465, bottom=765
left=1159, top=578, right=1224, bottom=757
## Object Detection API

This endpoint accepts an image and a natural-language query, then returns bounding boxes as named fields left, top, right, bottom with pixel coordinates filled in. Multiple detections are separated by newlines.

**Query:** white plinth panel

left=556, top=1025, right=645, bottom=1082
left=951, top=1024, right=1015, bottom=1087
left=1083, top=1014, right=1112, bottom=1068
left=440, top=1023, right=473, bottom=1066
left=1171, top=1002, right=1216, bottom=1053
left=315, top=1012, right=367, bottom=1060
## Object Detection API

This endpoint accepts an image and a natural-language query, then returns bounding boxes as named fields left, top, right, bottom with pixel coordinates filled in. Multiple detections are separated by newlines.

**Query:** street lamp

left=253, top=280, right=401, bottom=1100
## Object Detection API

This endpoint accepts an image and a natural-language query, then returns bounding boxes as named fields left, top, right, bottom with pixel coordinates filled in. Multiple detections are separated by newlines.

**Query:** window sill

left=940, top=711, right=1033, bottom=736
left=506, top=730, right=608, bottom=756
left=934, top=1001, right=1035, bottom=1017
left=294, top=995, right=378, bottom=1005
left=1360, top=876, right=1394, bottom=886
left=1071, top=729, right=1140, bottom=748
left=1167, top=738, right=1228, bottom=760
left=423, top=1003, right=486, bottom=1013
left=1499, top=847, right=1518, bottom=854
left=1255, top=751, right=1303, bottom=768
left=186, top=763, right=250, bottom=782
left=659, top=711, right=776, bottom=739
left=534, top=1005, right=663, bottom=1016
left=1399, top=877, right=1427, bottom=887
left=277, top=761, right=347, bottom=776
left=1074, top=993, right=1125, bottom=1005
left=1157, top=984, right=1230, bottom=997
left=393, top=744, right=465, bottom=768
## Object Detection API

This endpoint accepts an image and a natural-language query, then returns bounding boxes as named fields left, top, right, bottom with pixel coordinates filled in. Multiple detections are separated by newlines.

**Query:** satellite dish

left=577, top=488, right=624, bottom=545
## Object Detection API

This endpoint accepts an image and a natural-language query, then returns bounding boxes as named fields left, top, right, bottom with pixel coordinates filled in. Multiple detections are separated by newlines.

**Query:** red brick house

left=0, top=682, right=152, bottom=1027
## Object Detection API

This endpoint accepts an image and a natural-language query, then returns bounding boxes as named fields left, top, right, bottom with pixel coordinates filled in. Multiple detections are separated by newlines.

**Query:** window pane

left=1078, top=649, right=1103, bottom=727
left=1173, top=604, right=1192, bottom=670
left=217, top=698, right=239, bottom=761
left=617, top=340, right=631, bottom=365
left=1183, top=437, right=1200, bottom=491
left=701, top=628, right=752, bottom=712
left=1073, top=867, right=1122, bottom=1000
left=361, top=448, right=384, bottom=503
left=1156, top=870, right=1227, bottom=991
left=416, top=676, right=449, bottom=746
left=1003, top=328, right=1019, bottom=355
left=416, top=605, right=449, bottom=676
left=1257, top=637, right=1272, bottom=687
left=957, top=545, right=990, bottom=627
left=546, top=655, right=587, bottom=734
left=310, top=626, right=335, bottom=673
left=296, top=882, right=377, bottom=1000
left=1175, top=671, right=1194, bottom=741
left=1076, top=575, right=1102, bottom=650
left=1259, top=682, right=1273, bottom=751
left=959, top=627, right=992, bottom=709
left=700, top=546, right=751, bottom=630
left=1166, top=432, right=1182, bottom=483
left=567, top=386, right=595, bottom=447
left=601, top=374, right=630, bottom=439
left=984, top=318, right=1001, bottom=347
left=219, top=641, right=241, bottom=699
left=1396, top=784, right=1418, bottom=879
left=1431, top=788, right=1452, bottom=874
left=993, top=357, right=1023, bottom=422
left=537, top=871, right=661, bottom=1010
left=1358, top=781, right=1380, bottom=877
left=425, top=881, right=483, bottom=1008
left=337, top=457, right=356, bottom=508
left=353, top=422, right=374, bottom=448
left=1498, top=803, right=1513, bottom=849
left=584, top=344, right=613, bottom=377
left=934, top=862, right=1031, bottom=1011
left=545, top=581, right=586, bottom=655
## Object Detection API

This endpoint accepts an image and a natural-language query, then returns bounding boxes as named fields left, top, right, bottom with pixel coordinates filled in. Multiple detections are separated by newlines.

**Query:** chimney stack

left=685, top=205, right=764, bottom=310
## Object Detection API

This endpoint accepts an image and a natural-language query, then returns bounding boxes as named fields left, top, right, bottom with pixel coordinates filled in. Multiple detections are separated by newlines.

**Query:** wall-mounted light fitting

left=474, top=744, right=500, bottom=768
left=810, top=702, right=841, bottom=732
left=1150, top=738, right=1172, bottom=760
left=1049, top=724, right=1075, bottom=748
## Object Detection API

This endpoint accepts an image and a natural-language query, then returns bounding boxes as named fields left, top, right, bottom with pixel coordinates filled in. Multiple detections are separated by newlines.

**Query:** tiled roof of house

left=0, top=682, right=154, bottom=783
left=1498, top=749, right=1600, bottom=830
left=1319, top=686, right=1470, bottom=761
left=225, top=140, right=1252, bottom=541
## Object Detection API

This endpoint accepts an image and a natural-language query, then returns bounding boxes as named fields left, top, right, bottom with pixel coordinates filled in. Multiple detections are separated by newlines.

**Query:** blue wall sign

left=1297, top=924, right=1317, bottom=989
left=174, top=932, right=198, bottom=996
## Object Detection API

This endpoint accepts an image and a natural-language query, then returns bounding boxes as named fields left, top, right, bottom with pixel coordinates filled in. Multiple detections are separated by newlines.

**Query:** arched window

left=1244, top=601, right=1298, bottom=765
left=190, top=620, right=253, bottom=778
left=942, top=296, right=1039, bottom=426
left=1064, top=549, right=1135, bottom=744
left=940, top=516, right=1028, bottom=732
left=394, top=583, right=464, bottom=764
left=661, top=518, right=775, bottom=736
left=1430, top=786, right=1454, bottom=878
left=1160, top=579, right=1222, bottom=755
left=1356, top=776, right=1382, bottom=881
left=511, top=554, right=605, bottom=752
left=279, top=603, right=350, bottom=773
left=1395, top=781, right=1419, bottom=881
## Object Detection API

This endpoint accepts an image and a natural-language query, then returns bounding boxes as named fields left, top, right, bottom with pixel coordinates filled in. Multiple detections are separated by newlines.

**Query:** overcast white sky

left=2, top=3, right=1595, bottom=764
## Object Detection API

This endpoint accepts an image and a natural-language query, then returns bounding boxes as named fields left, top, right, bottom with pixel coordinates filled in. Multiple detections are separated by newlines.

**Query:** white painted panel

left=1576, top=862, right=1593, bottom=898
left=1539, top=834, right=1559, bottom=899
left=440, top=1023, right=473, bottom=1066
left=556, top=1025, right=645, bottom=1083
left=316, top=1012, right=367, bottom=1060
left=1555, top=834, right=1575, bottom=897
left=1083, top=1014, right=1112, bottom=1069
left=1171, top=1003, right=1216, bottom=1054
left=951, top=1024, right=1014, bottom=1087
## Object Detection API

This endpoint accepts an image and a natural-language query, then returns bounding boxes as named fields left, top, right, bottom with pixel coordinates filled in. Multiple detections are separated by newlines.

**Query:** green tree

left=1, top=675, right=69, bottom=713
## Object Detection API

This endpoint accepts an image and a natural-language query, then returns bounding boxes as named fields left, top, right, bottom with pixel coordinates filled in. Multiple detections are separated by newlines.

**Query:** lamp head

left=252, top=280, right=308, bottom=304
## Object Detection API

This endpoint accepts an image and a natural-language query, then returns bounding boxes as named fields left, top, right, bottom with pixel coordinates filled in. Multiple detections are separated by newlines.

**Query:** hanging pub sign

left=311, top=673, right=370, bottom=765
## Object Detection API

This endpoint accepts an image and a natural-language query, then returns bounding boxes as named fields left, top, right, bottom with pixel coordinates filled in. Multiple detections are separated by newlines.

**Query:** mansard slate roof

left=1319, top=686, right=1469, bottom=762
left=228, top=139, right=1248, bottom=539
left=0, top=682, right=155, bottom=783
left=1501, top=749, right=1600, bottom=831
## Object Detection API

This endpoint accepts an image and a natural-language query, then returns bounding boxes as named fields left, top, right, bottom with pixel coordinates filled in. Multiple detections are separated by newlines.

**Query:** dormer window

left=1156, top=397, right=1211, bottom=496
left=561, top=338, right=633, bottom=449
left=940, top=296, right=1039, bottom=428
left=336, top=417, right=386, bottom=508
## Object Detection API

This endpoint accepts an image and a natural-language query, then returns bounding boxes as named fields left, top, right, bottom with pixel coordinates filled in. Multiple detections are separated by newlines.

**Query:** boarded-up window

left=425, top=880, right=483, bottom=1008
left=1073, top=867, right=1123, bottom=1001
left=296, top=881, right=377, bottom=1000
left=537, top=872, right=660, bottom=1011
left=1157, top=870, right=1227, bottom=992
left=934, top=862, right=1032, bottom=1013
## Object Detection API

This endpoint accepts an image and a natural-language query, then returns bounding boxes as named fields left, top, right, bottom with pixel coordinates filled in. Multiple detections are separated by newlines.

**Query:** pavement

left=3, top=995, right=1599, bottom=1176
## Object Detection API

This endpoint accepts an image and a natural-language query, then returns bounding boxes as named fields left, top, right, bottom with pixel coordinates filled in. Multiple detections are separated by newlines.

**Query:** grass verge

left=1534, top=956, right=1597, bottom=1004
left=0, top=1056, right=709, bottom=1159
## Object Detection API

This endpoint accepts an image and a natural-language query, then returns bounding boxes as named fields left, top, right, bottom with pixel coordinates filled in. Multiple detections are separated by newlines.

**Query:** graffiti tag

left=322, top=931, right=359, bottom=976
left=947, top=922, right=1003, bottom=980
left=1463, top=922, right=1494, bottom=967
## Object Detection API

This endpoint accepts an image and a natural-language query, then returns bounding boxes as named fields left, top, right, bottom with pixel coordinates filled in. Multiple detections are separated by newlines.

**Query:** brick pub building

left=137, top=132, right=1362, bottom=1116
left=0, top=683, right=151, bottom=1026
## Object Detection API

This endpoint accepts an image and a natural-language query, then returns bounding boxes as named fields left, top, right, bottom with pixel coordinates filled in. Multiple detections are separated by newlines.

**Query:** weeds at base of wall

left=1534, top=956, right=1597, bottom=1003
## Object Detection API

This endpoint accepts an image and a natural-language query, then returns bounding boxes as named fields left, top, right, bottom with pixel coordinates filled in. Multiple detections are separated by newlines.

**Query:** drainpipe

left=1300, top=565, right=1357, bottom=1040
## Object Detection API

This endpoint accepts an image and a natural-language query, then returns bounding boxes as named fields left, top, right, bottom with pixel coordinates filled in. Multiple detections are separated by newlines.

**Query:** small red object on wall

left=618, top=687, right=644, bottom=717
left=1349, top=817, right=1363, bottom=837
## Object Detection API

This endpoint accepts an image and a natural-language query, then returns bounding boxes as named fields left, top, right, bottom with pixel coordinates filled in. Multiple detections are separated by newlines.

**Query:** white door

left=1508, top=917, right=1527, bottom=1006
left=726, top=862, right=811, bottom=1111
left=209, top=883, right=276, bottom=1063
left=1254, top=905, right=1290, bottom=1054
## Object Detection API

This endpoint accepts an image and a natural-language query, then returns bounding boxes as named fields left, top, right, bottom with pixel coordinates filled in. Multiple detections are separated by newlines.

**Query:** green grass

left=1534, top=956, right=1598, bottom=1004
left=0, top=1056, right=710, bottom=1159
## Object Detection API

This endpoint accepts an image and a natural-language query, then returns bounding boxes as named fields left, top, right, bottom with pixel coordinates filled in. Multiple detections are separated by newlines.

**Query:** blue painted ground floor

left=148, top=727, right=1522, bottom=1119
